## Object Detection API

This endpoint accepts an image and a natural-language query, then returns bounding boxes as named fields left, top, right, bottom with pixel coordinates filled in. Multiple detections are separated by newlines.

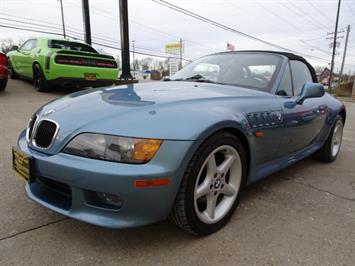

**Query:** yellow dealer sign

left=165, top=43, right=182, bottom=54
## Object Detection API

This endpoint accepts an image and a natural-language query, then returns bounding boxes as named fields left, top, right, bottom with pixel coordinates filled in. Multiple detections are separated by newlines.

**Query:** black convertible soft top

left=217, top=50, right=318, bottom=82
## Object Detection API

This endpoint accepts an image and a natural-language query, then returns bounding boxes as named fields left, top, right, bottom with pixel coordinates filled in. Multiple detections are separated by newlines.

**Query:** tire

left=8, top=59, right=19, bottom=80
left=0, top=79, right=6, bottom=91
left=33, top=64, right=49, bottom=92
left=313, top=115, right=344, bottom=162
left=170, top=131, right=247, bottom=236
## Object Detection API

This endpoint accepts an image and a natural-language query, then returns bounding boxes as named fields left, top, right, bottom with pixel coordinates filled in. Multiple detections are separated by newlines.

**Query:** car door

left=16, top=39, right=36, bottom=78
left=21, top=39, right=37, bottom=78
left=277, top=60, right=327, bottom=156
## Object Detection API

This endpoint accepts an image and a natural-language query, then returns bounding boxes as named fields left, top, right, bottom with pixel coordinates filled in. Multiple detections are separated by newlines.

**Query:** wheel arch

left=339, top=107, right=346, bottom=124
left=186, top=121, right=252, bottom=185
left=32, top=61, right=42, bottom=72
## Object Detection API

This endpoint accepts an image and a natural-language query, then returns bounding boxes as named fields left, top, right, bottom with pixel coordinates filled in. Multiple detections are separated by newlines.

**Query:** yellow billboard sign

left=165, top=43, right=182, bottom=54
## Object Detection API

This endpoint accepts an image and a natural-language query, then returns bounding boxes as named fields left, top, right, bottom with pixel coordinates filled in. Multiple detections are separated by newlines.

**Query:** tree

left=140, top=57, right=154, bottom=70
left=0, top=38, right=23, bottom=54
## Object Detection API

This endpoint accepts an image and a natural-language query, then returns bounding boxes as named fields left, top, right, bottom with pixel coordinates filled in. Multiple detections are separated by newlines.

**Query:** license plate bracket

left=12, top=146, right=34, bottom=182
left=84, top=73, right=97, bottom=81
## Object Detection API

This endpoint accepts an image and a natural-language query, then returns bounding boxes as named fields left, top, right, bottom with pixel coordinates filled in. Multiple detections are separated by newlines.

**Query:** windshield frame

left=170, top=52, right=285, bottom=93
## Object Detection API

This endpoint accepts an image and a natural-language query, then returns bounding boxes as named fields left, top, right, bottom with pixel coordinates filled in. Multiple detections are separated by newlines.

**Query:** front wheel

left=313, top=115, right=344, bottom=162
left=33, top=64, right=49, bottom=92
left=170, top=131, right=247, bottom=236
left=8, top=60, right=19, bottom=79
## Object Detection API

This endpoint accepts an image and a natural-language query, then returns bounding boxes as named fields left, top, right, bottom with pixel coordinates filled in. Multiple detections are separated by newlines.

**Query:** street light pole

left=58, top=0, right=66, bottom=38
left=329, top=0, right=341, bottom=94
left=132, top=40, right=136, bottom=78
left=179, top=38, right=183, bottom=70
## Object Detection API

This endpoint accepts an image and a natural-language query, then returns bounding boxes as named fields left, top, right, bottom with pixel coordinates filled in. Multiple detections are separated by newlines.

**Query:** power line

left=0, top=12, right=81, bottom=32
left=0, top=23, right=191, bottom=61
left=304, top=0, right=335, bottom=24
left=254, top=1, right=307, bottom=34
left=66, top=1, right=218, bottom=52
left=299, top=40, right=331, bottom=55
left=0, top=14, right=183, bottom=60
left=152, top=0, right=331, bottom=63
left=278, top=0, right=331, bottom=31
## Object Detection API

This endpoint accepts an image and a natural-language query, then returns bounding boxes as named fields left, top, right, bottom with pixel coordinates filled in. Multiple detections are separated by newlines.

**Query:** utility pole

left=58, top=0, right=66, bottom=38
left=329, top=0, right=341, bottom=94
left=132, top=40, right=136, bottom=78
left=179, top=38, right=183, bottom=70
left=82, top=0, right=92, bottom=45
left=338, top=25, right=350, bottom=88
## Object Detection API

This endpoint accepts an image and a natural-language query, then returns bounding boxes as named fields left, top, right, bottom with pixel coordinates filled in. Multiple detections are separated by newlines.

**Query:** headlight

left=63, top=133, right=163, bottom=163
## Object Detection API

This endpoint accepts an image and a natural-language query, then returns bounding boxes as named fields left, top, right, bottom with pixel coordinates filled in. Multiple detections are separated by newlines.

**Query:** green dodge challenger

left=7, top=37, right=119, bottom=91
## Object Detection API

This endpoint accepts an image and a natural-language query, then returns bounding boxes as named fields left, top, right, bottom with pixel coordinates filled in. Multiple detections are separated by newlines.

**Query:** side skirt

left=247, top=142, right=323, bottom=185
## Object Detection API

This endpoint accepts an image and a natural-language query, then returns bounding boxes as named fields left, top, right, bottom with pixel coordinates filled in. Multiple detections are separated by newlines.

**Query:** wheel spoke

left=218, top=155, right=236, bottom=174
left=207, top=154, right=217, bottom=175
left=204, top=194, right=217, bottom=220
left=220, top=184, right=235, bottom=197
left=196, top=179, right=211, bottom=199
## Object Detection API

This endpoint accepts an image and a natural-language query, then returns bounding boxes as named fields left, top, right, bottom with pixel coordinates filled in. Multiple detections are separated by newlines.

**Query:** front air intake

left=33, top=120, right=58, bottom=148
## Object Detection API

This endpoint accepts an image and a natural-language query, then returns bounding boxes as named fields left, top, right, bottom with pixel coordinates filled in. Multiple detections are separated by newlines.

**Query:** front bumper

left=17, top=130, right=193, bottom=228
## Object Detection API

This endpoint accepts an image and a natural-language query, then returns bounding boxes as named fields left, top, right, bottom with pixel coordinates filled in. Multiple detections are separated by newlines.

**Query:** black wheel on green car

left=33, top=64, right=49, bottom=92
left=170, top=131, right=247, bottom=236
left=8, top=59, right=19, bottom=79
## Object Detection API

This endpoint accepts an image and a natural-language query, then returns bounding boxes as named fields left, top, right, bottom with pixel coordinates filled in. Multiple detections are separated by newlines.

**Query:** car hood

left=34, top=81, right=273, bottom=152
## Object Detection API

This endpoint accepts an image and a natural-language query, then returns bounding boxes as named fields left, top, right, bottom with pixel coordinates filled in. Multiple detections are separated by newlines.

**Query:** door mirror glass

left=296, top=83, right=325, bottom=104
left=11, top=45, right=19, bottom=51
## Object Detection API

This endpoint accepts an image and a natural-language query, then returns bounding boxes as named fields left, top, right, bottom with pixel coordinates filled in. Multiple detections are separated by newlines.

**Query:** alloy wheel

left=331, top=119, right=343, bottom=157
left=194, top=145, right=242, bottom=224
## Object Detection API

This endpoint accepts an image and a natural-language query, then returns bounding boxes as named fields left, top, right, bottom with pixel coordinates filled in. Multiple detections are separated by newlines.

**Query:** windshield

left=170, top=53, right=282, bottom=92
left=48, top=40, right=98, bottom=53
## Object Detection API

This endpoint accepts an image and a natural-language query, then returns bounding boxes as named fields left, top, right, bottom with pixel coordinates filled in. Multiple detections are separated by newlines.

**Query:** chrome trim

left=26, top=115, right=38, bottom=142
left=31, top=119, right=60, bottom=150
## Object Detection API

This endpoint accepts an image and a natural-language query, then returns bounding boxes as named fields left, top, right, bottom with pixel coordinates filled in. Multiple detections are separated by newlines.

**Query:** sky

left=1, top=0, right=354, bottom=73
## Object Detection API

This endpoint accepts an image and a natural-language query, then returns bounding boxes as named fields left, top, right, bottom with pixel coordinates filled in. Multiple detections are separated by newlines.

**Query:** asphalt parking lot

left=0, top=79, right=354, bottom=265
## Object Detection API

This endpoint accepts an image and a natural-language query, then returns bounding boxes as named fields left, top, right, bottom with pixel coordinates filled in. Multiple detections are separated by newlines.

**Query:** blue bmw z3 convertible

left=13, top=51, right=346, bottom=235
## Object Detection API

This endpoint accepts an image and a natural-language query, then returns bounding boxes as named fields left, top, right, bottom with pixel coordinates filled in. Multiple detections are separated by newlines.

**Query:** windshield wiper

left=170, top=74, right=217, bottom=84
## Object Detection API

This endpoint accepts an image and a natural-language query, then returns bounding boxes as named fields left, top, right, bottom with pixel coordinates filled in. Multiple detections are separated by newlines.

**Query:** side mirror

left=296, top=83, right=325, bottom=105
left=11, top=45, right=19, bottom=51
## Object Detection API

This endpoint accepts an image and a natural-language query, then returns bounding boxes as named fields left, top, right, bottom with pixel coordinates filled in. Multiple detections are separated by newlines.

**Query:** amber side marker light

left=134, top=178, right=171, bottom=188
left=255, top=131, right=265, bottom=138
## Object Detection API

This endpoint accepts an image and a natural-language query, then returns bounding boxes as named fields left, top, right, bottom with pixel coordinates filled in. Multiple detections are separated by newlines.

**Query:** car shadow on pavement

left=11, top=79, right=92, bottom=96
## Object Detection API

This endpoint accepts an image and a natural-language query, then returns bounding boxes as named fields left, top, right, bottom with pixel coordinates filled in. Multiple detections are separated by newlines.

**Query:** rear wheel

left=170, top=131, right=247, bottom=236
left=0, top=79, right=7, bottom=91
left=313, top=115, right=344, bottom=162
left=8, top=59, right=19, bottom=79
left=33, top=64, right=49, bottom=92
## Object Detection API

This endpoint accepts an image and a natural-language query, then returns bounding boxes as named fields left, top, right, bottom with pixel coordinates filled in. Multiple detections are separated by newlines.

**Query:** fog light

left=87, top=191, right=122, bottom=210
left=96, top=192, right=122, bottom=207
